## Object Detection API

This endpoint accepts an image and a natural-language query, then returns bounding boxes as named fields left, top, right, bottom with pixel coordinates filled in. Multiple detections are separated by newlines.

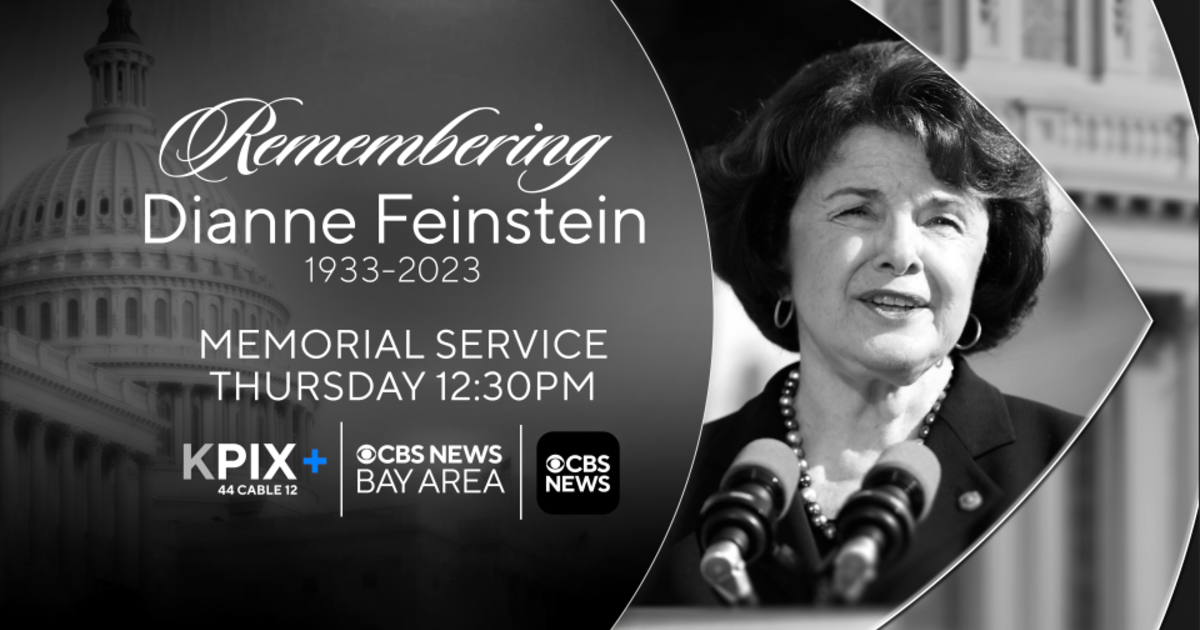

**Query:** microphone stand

left=700, top=536, right=758, bottom=606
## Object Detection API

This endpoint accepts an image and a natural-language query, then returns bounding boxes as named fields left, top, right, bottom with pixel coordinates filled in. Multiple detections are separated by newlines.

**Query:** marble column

left=241, top=395, right=254, bottom=450
left=173, top=387, right=186, bottom=462
left=1176, top=299, right=1199, bottom=544
left=146, top=380, right=160, bottom=412
left=216, top=396, right=227, bottom=445
left=82, top=288, right=93, bottom=337
left=0, top=404, right=19, bottom=581
left=181, top=384, right=195, bottom=447
left=85, top=437, right=105, bottom=576
left=202, top=390, right=218, bottom=468
left=57, top=426, right=79, bottom=575
left=230, top=397, right=240, bottom=446
left=147, top=381, right=164, bottom=457
left=265, top=399, right=277, bottom=447
left=200, top=389, right=212, bottom=442
left=136, top=454, right=154, bottom=592
left=141, top=289, right=151, bottom=337
left=24, top=296, right=34, bottom=336
left=115, top=291, right=126, bottom=338
left=53, top=290, right=64, bottom=340
left=113, top=449, right=135, bottom=586
left=227, top=397, right=237, bottom=446
left=29, top=417, right=48, bottom=576
left=216, top=394, right=228, bottom=444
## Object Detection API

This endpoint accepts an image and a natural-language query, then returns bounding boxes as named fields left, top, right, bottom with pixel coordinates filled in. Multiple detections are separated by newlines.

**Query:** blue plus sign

left=303, top=449, right=327, bottom=474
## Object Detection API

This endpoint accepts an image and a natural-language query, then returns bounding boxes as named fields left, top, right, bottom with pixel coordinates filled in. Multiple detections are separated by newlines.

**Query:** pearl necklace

left=778, top=363, right=953, bottom=540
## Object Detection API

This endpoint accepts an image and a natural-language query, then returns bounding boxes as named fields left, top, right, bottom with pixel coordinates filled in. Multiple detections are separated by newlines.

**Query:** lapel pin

left=957, top=490, right=983, bottom=512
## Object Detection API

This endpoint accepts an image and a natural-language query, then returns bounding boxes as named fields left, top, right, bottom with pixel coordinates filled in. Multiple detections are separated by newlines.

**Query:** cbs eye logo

left=537, top=432, right=619, bottom=515
left=545, top=454, right=566, bottom=474
left=356, top=445, right=377, bottom=465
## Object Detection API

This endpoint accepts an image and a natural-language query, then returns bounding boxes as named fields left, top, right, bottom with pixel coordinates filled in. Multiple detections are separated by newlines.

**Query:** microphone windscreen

left=722, top=438, right=802, bottom=514
left=875, top=441, right=941, bottom=521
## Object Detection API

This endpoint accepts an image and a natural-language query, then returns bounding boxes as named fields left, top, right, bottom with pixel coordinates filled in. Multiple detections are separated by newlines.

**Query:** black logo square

left=536, top=431, right=619, bottom=515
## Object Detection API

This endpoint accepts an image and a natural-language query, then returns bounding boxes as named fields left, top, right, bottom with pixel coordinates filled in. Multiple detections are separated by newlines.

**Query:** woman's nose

left=873, top=218, right=922, bottom=276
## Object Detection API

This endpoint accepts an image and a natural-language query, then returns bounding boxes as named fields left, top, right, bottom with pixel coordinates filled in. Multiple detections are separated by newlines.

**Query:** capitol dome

left=0, top=0, right=318, bottom=529
left=0, top=0, right=286, bottom=375
left=1, top=141, right=260, bottom=264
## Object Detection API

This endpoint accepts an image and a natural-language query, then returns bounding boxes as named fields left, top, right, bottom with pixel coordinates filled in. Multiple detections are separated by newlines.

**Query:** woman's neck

left=792, top=354, right=953, bottom=485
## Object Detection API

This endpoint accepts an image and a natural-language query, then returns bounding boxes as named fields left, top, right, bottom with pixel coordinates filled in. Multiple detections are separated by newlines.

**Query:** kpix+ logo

left=182, top=443, right=328, bottom=480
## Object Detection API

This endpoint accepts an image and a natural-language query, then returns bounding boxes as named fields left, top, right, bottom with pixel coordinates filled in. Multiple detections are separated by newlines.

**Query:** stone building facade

left=855, top=1, right=1198, bottom=629
left=0, top=0, right=321, bottom=602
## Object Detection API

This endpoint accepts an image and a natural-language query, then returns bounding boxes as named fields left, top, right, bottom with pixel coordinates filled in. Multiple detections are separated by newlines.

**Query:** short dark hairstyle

left=702, top=40, right=1051, bottom=354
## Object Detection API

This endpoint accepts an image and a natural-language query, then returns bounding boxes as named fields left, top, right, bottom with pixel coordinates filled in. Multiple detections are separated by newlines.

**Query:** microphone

left=698, top=438, right=800, bottom=605
left=831, top=441, right=941, bottom=603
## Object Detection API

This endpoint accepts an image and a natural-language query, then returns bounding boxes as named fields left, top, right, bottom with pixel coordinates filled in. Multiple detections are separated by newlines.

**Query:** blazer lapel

left=862, top=357, right=1017, bottom=601
left=931, top=356, right=1016, bottom=521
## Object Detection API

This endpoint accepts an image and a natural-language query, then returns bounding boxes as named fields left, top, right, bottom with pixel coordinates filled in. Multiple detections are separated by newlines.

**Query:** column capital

left=133, top=452, right=155, bottom=470
left=82, top=434, right=109, bottom=451
left=53, top=423, right=82, bottom=451
left=56, top=423, right=83, bottom=438
left=111, top=445, right=133, bottom=464
left=1, top=402, right=21, bottom=421
left=182, top=382, right=195, bottom=394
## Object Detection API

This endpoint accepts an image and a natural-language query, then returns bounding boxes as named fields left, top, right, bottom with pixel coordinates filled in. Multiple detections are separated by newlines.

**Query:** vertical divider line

left=339, top=421, right=343, bottom=518
left=519, top=424, right=524, bottom=521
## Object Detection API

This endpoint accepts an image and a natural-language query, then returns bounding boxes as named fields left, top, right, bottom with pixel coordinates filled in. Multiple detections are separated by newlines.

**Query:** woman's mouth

left=859, top=292, right=929, bottom=314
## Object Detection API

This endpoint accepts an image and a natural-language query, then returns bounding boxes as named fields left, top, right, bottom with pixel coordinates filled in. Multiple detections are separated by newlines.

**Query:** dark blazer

left=634, top=356, right=1080, bottom=606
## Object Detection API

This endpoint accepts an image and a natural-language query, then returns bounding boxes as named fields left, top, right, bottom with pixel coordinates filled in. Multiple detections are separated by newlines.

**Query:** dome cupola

left=74, top=0, right=156, bottom=148
left=0, top=0, right=288, bottom=378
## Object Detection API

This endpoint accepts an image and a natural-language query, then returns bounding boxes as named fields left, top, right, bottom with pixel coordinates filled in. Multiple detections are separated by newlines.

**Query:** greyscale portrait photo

left=619, top=0, right=1157, bottom=623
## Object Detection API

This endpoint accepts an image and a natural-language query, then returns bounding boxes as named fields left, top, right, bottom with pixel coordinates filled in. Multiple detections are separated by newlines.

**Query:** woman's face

left=786, top=125, right=989, bottom=384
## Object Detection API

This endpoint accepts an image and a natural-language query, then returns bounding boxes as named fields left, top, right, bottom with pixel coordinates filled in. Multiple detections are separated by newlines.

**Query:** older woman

left=636, top=41, right=1079, bottom=606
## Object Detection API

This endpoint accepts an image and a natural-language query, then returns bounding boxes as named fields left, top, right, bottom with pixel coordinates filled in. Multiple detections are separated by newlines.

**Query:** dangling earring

left=955, top=313, right=982, bottom=350
left=774, top=297, right=794, bottom=328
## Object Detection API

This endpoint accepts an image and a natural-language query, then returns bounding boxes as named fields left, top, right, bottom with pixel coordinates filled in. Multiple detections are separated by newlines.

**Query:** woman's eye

left=835, top=206, right=870, bottom=219
left=927, top=216, right=963, bottom=231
